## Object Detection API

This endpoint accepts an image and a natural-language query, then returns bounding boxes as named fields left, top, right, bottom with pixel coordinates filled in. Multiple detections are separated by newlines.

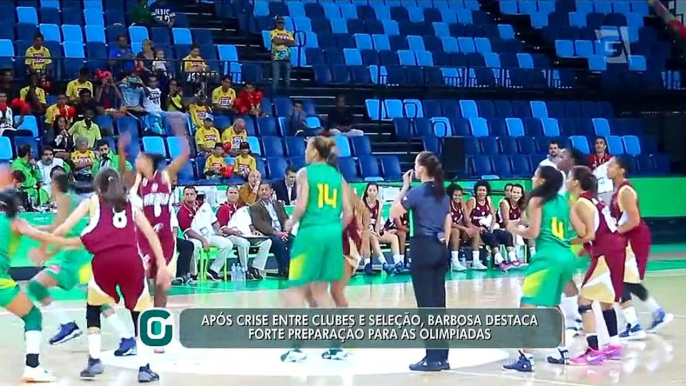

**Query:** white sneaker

left=451, top=261, right=467, bottom=272
left=472, top=261, right=488, bottom=271
left=21, top=366, right=56, bottom=383
left=280, top=349, right=307, bottom=363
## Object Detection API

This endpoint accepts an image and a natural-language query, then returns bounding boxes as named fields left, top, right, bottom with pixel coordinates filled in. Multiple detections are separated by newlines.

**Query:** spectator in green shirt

left=68, top=109, right=101, bottom=148
left=11, top=143, right=42, bottom=202
left=130, top=0, right=155, bottom=26
left=92, top=139, right=133, bottom=175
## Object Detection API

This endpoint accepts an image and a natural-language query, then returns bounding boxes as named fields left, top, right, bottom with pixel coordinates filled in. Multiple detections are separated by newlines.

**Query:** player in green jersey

left=27, top=172, right=136, bottom=354
left=281, top=136, right=353, bottom=363
left=503, top=166, right=576, bottom=373
left=0, top=190, right=56, bottom=382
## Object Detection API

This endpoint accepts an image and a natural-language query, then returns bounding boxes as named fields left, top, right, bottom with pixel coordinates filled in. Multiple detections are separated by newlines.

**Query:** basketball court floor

left=1, top=251, right=685, bottom=385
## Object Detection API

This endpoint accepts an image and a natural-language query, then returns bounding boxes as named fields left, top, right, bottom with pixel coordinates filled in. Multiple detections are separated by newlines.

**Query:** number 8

left=113, top=211, right=128, bottom=229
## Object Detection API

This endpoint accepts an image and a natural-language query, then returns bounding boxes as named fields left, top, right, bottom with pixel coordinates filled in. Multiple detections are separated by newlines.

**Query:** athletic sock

left=377, top=254, right=387, bottom=265
left=87, top=333, right=101, bottom=359
left=363, top=258, right=370, bottom=266
left=560, top=296, right=579, bottom=327
left=508, top=250, right=518, bottom=262
left=471, top=251, right=480, bottom=264
left=493, top=252, right=504, bottom=264
left=622, top=306, right=639, bottom=327
left=105, top=313, right=133, bottom=339
left=602, top=309, right=619, bottom=345
left=586, top=334, right=599, bottom=350
left=450, top=251, right=459, bottom=265
left=25, top=331, right=41, bottom=367
left=645, top=297, right=662, bottom=314
left=392, top=254, right=402, bottom=265
left=45, top=302, right=73, bottom=325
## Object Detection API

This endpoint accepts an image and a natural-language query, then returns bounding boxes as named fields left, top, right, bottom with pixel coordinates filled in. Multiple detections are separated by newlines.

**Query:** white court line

left=1, top=268, right=685, bottom=317
left=447, top=370, right=594, bottom=386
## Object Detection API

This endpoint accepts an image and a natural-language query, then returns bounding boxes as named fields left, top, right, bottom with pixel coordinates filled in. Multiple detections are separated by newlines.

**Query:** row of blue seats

left=532, top=11, right=644, bottom=29
left=453, top=153, right=669, bottom=178
left=2, top=7, right=189, bottom=29
left=5, top=0, right=138, bottom=12
left=543, top=25, right=661, bottom=45
left=392, top=117, right=648, bottom=140
left=500, top=0, right=649, bottom=16
left=461, top=135, right=647, bottom=157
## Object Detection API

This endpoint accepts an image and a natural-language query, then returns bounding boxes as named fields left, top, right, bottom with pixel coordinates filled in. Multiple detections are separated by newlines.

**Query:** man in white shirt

left=177, top=186, right=234, bottom=281
left=593, top=161, right=614, bottom=204
left=143, top=75, right=163, bottom=113
left=537, top=140, right=561, bottom=169
left=37, top=146, right=64, bottom=196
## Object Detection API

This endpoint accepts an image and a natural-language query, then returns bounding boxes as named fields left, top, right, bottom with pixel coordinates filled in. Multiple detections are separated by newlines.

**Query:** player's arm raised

left=570, top=200, right=595, bottom=244
left=617, top=187, right=640, bottom=234
left=285, top=168, right=308, bottom=232
left=507, top=197, right=542, bottom=239
left=164, top=134, right=190, bottom=182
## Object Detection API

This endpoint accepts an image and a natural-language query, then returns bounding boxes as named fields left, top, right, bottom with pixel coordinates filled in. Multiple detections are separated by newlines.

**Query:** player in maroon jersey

left=566, top=166, right=625, bottom=366
left=383, top=212, right=410, bottom=265
left=25, top=169, right=169, bottom=382
left=446, top=184, right=473, bottom=271
left=361, top=183, right=403, bottom=275
left=466, top=180, right=509, bottom=270
left=496, top=183, right=526, bottom=268
left=607, top=156, right=673, bottom=338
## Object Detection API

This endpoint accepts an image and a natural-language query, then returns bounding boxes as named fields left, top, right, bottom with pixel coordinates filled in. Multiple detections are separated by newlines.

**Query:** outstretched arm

left=13, top=219, right=83, bottom=248
left=53, top=199, right=90, bottom=236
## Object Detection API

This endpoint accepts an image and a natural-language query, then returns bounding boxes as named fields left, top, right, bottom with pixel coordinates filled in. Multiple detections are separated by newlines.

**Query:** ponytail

left=94, top=169, right=127, bottom=212
left=416, top=151, right=445, bottom=201
left=431, top=164, right=445, bottom=201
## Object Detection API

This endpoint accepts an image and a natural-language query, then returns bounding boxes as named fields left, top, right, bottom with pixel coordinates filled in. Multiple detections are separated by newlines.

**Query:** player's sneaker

left=619, top=323, right=646, bottom=340
left=281, top=349, right=307, bottom=363
left=393, top=262, right=409, bottom=274
left=472, top=260, right=488, bottom=271
left=546, top=348, right=570, bottom=365
left=49, top=321, right=82, bottom=345
left=603, top=344, right=622, bottom=361
left=502, top=351, right=534, bottom=372
left=648, top=309, right=674, bottom=333
left=497, top=262, right=511, bottom=272
left=322, top=348, right=348, bottom=360
left=451, top=261, right=467, bottom=272
left=79, top=356, right=104, bottom=380
left=363, top=262, right=375, bottom=276
left=569, top=348, right=605, bottom=366
left=409, top=358, right=443, bottom=372
left=114, top=337, right=137, bottom=357
left=509, top=259, right=522, bottom=268
left=137, top=365, right=160, bottom=383
left=21, top=366, right=56, bottom=383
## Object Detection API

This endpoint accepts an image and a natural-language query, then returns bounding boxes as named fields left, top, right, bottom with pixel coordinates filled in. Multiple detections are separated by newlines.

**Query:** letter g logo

left=140, top=308, right=173, bottom=347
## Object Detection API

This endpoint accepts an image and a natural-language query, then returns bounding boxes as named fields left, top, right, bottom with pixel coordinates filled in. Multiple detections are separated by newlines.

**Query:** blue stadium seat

left=570, top=135, right=590, bottom=154
left=246, top=136, right=261, bottom=155
left=39, top=24, right=61, bottom=42
left=334, top=135, right=352, bottom=157
left=359, top=156, right=383, bottom=181
left=380, top=156, right=402, bottom=180
left=0, top=137, right=12, bottom=160
left=256, top=117, right=278, bottom=137
left=261, top=136, right=284, bottom=158
left=267, top=157, right=288, bottom=180
left=480, top=137, right=498, bottom=155
left=517, top=136, right=536, bottom=154
left=540, top=118, right=560, bottom=137
left=84, top=8, right=104, bottom=25
left=492, top=155, right=512, bottom=178
left=505, top=118, right=525, bottom=137
left=284, top=136, right=305, bottom=157
left=17, top=7, right=38, bottom=25
left=469, top=117, right=489, bottom=137
left=634, top=154, right=655, bottom=174
left=142, top=137, right=167, bottom=156
left=498, top=136, right=518, bottom=154
left=606, top=135, right=624, bottom=155
left=622, top=135, right=641, bottom=156
left=510, top=153, right=532, bottom=176
left=172, top=28, right=192, bottom=45
left=350, top=136, right=372, bottom=156
left=17, top=116, right=39, bottom=137
left=129, top=26, right=149, bottom=43
left=473, top=155, right=494, bottom=176
left=62, top=25, right=83, bottom=43
left=338, top=157, right=359, bottom=181
left=592, top=118, right=611, bottom=136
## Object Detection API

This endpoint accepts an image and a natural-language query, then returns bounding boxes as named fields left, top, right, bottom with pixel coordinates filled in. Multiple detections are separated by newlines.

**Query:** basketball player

left=566, top=166, right=624, bottom=365
left=502, top=166, right=576, bottom=373
left=466, top=180, right=499, bottom=270
left=383, top=212, right=410, bottom=267
left=281, top=136, right=353, bottom=363
left=0, top=190, right=55, bottom=382
left=607, top=156, right=673, bottom=339
left=496, top=183, right=526, bottom=268
left=446, top=184, right=471, bottom=271
left=26, top=169, right=170, bottom=382
left=361, top=183, right=404, bottom=275
left=27, top=172, right=136, bottom=356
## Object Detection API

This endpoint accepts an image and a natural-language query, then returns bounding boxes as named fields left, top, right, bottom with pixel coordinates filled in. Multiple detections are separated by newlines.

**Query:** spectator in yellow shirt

left=211, top=76, right=236, bottom=115
left=194, top=116, right=221, bottom=155
left=68, top=109, right=102, bottom=148
left=19, top=73, right=47, bottom=115
left=44, top=94, right=74, bottom=126
left=220, top=118, right=247, bottom=157
left=204, top=143, right=226, bottom=179
left=270, top=17, right=295, bottom=93
left=25, top=33, right=52, bottom=73
left=188, top=96, right=212, bottom=129
left=71, top=137, right=96, bottom=181
left=234, top=142, right=256, bottom=180
left=66, top=68, right=94, bottom=103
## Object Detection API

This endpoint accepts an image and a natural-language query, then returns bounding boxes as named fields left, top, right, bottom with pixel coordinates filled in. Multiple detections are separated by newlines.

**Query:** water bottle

left=240, top=265, right=246, bottom=282
left=230, top=263, right=237, bottom=282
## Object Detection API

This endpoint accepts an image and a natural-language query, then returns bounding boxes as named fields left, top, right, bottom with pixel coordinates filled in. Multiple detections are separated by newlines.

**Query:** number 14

left=317, top=183, right=338, bottom=209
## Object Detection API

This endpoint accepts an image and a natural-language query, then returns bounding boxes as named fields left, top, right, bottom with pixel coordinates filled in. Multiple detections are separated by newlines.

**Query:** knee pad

left=620, top=284, right=633, bottom=304
left=21, top=306, right=42, bottom=332
left=578, top=304, right=593, bottom=315
left=86, top=304, right=102, bottom=329
left=27, top=280, right=49, bottom=302
left=628, top=283, right=649, bottom=301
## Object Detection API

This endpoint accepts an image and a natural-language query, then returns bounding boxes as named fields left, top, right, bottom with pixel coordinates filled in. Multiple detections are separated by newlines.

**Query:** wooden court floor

left=0, top=270, right=684, bottom=386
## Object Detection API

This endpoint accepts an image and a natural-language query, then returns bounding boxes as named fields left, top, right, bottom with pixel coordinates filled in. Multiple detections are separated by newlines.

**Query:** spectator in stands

left=273, top=166, right=297, bottom=205
left=328, top=95, right=363, bottom=137
left=182, top=44, right=210, bottom=89
left=20, top=73, right=46, bottom=115
left=151, top=0, right=176, bottom=28
left=195, top=116, right=221, bottom=155
left=589, top=137, right=614, bottom=204
left=152, top=48, right=170, bottom=79
left=25, top=33, right=52, bottom=75
left=221, top=118, right=247, bottom=156
left=118, top=73, right=146, bottom=114
left=537, top=140, right=561, bottom=169
left=270, top=16, right=295, bottom=94
left=91, top=139, right=131, bottom=176
left=68, top=109, right=101, bottom=148
left=11, top=144, right=42, bottom=202
left=212, top=76, right=236, bottom=115
left=234, top=82, right=264, bottom=116
left=204, top=143, right=226, bottom=179
left=108, top=35, right=136, bottom=77
left=589, top=137, right=611, bottom=170
left=250, top=182, right=293, bottom=277
left=0, top=70, right=18, bottom=100
left=143, top=75, right=163, bottom=113
left=188, top=93, right=211, bottom=129
left=166, top=79, right=186, bottom=112
left=49, top=116, right=74, bottom=157
left=287, top=100, right=316, bottom=136
left=66, top=68, right=94, bottom=104
left=37, top=146, right=65, bottom=192
left=10, top=170, right=33, bottom=210
left=177, top=185, right=233, bottom=281
left=239, top=170, right=261, bottom=206
left=0, top=91, right=24, bottom=134
left=44, top=94, right=74, bottom=129
left=233, top=142, right=257, bottom=180
left=216, top=185, right=271, bottom=279
left=170, top=208, right=196, bottom=285
left=95, top=72, right=123, bottom=111
left=136, top=40, right=157, bottom=77
left=73, top=89, right=101, bottom=121
left=130, top=0, right=155, bottom=26
left=70, top=137, right=96, bottom=182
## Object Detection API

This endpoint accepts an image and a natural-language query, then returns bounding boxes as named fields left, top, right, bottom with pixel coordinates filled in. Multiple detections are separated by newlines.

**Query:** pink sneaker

left=603, top=344, right=622, bottom=361
left=510, top=260, right=521, bottom=268
left=498, top=262, right=511, bottom=272
left=569, top=348, right=605, bottom=366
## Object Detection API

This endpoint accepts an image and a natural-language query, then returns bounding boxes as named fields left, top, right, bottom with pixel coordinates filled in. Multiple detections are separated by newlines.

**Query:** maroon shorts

left=142, top=234, right=176, bottom=278
left=583, top=251, right=626, bottom=303
left=627, top=225, right=651, bottom=280
left=91, top=247, right=146, bottom=310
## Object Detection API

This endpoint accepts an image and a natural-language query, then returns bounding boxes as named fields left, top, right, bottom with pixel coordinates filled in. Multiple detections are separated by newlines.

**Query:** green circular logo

left=139, top=308, right=173, bottom=347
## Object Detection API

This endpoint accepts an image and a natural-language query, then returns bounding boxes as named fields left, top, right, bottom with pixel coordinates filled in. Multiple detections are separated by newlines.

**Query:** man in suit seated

left=250, top=182, right=293, bottom=278
left=272, top=166, right=297, bottom=205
